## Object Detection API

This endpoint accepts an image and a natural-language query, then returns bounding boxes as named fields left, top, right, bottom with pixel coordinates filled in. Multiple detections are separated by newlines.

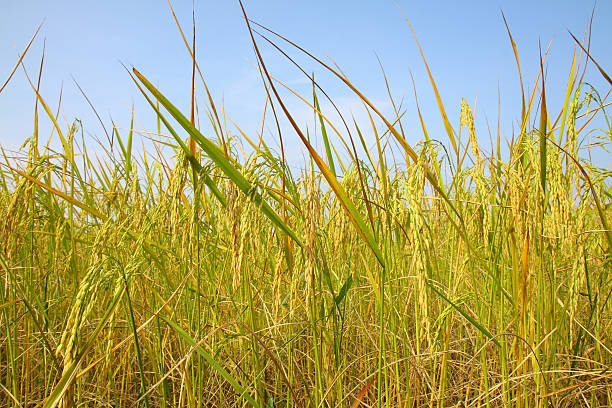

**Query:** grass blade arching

left=132, top=67, right=303, bottom=248
left=238, top=1, right=384, bottom=266
left=160, top=316, right=261, bottom=408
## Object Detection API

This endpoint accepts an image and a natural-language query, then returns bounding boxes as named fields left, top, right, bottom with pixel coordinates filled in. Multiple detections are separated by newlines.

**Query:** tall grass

left=1, top=4, right=611, bottom=407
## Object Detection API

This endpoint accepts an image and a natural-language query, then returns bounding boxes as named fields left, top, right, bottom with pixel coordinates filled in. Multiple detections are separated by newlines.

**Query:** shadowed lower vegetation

left=1, top=4, right=611, bottom=407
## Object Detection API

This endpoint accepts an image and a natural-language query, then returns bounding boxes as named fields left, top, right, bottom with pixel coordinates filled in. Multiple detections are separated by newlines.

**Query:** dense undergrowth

left=1, top=4, right=611, bottom=407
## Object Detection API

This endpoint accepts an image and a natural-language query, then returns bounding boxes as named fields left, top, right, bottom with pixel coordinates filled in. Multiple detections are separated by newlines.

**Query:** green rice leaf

left=160, top=316, right=261, bottom=408
left=132, top=68, right=302, bottom=248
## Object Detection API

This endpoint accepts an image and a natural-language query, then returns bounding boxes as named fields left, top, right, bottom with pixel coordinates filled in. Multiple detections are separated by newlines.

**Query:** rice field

left=1, top=3, right=611, bottom=407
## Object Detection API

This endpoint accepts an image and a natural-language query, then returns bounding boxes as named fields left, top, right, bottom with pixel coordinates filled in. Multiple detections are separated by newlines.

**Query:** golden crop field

left=1, top=2, right=611, bottom=407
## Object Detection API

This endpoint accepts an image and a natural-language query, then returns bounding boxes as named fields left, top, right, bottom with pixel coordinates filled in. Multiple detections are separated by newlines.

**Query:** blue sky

left=1, top=1, right=610, bottom=169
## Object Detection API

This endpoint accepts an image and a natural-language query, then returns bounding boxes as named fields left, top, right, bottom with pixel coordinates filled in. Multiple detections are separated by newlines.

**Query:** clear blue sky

left=1, top=1, right=610, bottom=169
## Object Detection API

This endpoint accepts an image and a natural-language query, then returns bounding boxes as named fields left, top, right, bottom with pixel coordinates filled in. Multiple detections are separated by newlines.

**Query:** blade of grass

left=502, top=12, right=526, bottom=124
left=131, top=67, right=303, bottom=248
left=539, top=45, right=548, bottom=195
left=119, top=262, right=150, bottom=408
left=0, top=23, right=42, bottom=96
left=351, top=378, right=375, bottom=408
left=238, top=1, right=384, bottom=266
left=556, top=49, right=577, bottom=144
left=313, top=75, right=336, bottom=177
left=166, top=0, right=229, bottom=157
left=426, top=280, right=501, bottom=347
left=160, top=316, right=261, bottom=408
left=568, top=30, right=612, bottom=86
left=400, top=12, right=458, bottom=163
left=126, top=67, right=226, bottom=207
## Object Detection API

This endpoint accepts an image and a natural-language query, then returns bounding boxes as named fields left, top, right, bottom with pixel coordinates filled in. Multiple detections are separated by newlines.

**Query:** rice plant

left=1, top=3, right=611, bottom=407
